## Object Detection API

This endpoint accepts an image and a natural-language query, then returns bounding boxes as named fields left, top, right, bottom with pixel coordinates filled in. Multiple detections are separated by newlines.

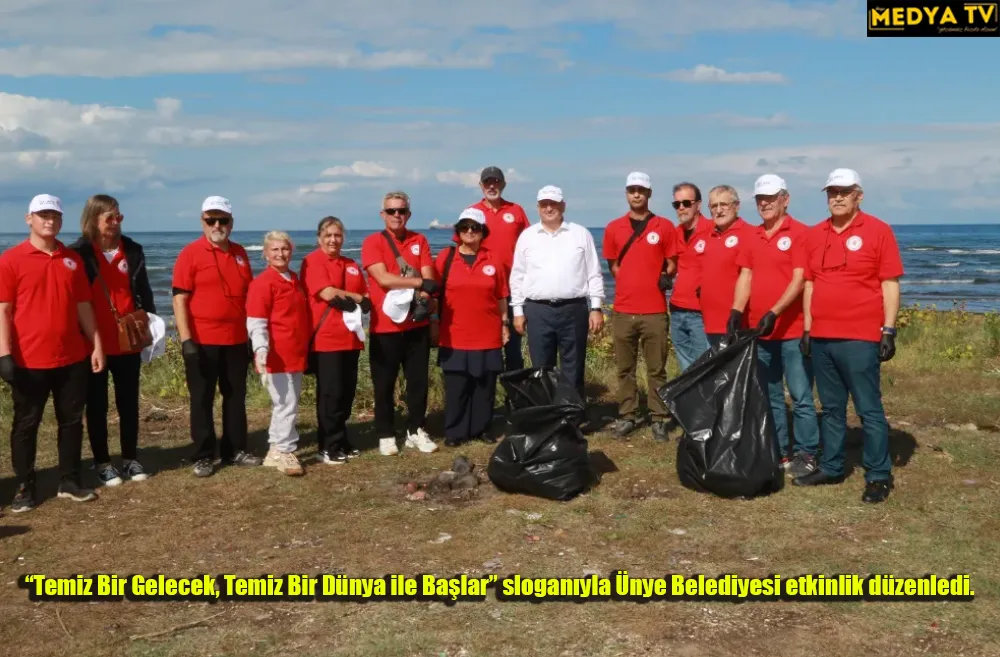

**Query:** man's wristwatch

left=881, top=326, right=897, bottom=336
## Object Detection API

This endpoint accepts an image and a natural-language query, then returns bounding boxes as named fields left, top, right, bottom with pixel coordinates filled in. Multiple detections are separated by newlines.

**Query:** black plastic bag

left=658, top=330, right=782, bottom=498
left=487, top=367, right=593, bottom=501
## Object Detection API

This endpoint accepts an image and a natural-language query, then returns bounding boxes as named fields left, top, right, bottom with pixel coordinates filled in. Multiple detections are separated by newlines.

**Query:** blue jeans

left=669, top=308, right=710, bottom=371
left=812, top=339, right=891, bottom=483
left=757, top=339, right=819, bottom=457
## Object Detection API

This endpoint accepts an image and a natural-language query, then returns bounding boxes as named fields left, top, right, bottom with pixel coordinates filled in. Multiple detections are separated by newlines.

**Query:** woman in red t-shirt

left=433, top=208, right=510, bottom=447
left=247, top=231, right=312, bottom=476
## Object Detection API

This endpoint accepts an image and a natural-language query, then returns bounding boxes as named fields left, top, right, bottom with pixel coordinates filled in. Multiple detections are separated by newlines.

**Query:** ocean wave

left=146, top=266, right=167, bottom=271
left=907, top=247, right=1000, bottom=255
left=908, top=247, right=933, bottom=251
left=936, top=262, right=960, bottom=267
left=902, top=279, right=975, bottom=285
left=979, top=269, right=1000, bottom=274
left=245, top=245, right=263, bottom=251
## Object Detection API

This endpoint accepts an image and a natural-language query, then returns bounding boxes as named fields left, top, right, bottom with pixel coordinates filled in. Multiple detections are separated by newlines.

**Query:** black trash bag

left=657, top=330, right=782, bottom=499
left=487, top=367, right=594, bottom=501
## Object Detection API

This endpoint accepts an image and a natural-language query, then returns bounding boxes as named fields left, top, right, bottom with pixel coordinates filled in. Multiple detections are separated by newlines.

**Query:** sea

left=2, top=223, right=999, bottom=322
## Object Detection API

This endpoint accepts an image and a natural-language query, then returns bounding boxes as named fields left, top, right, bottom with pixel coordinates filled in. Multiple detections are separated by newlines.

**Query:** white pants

left=263, top=372, right=303, bottom=453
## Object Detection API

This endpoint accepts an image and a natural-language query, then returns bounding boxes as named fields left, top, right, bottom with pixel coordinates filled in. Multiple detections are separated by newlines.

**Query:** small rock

left=525, top=513, right=543, bottom=521
left=430, top=533, right=452, bottom=544
left=944, top=423, right=962, bottom=432
left=962, top=480, right=978, bottom=486
left=490, top=608, right=502, bottom=620
left=436, top=471, right=457, bottom=485
left=451, top=474, right=479, bottom=490
left=405, top=482, right=419, bottom=494
left=406, top=491, right=426, bottom=501
left=483, top=558, right=502, bottom=570
left=452, top=456, right=473, bottom=475
left=961, top=423, right=979, bottom=432
left=583, top=569, right=601, bottom=577
left=670, top=529, right=687, bottom=536
left=525, top=535, right=541, bottom=543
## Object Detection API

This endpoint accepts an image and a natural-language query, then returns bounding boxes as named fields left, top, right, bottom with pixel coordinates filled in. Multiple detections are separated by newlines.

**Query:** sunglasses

left=481, top=178, right=502, bottom=186
left=627, top=186, right=649, bottom=195
left=672, top=200, right=695, bottom=209
left=383, top=207, right=410, bottom=216
left=204, top=216, right=231, bottom=227
left=458, top=222, right=483, bottom=233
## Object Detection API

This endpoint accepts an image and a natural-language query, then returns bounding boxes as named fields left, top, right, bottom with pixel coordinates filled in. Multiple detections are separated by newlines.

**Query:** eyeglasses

left=626, top=186, right=649, bottom=195
left=204, top=216, right=231, bottom=227
left=826, top=188, right=856, bottom=199
left=709, top=201, right=735, bottom=210
left=103, top=213, right=123, bottom=223
left=383, top=207, right=409, bottom=216
left=672, top=200, right=695, bottom=209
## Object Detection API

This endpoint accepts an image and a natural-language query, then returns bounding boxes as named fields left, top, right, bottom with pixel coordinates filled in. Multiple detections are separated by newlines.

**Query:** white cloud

left=951, top=196, right=1000, bottom=210
left=715, top=112, right=793, bottom=128
left=321, top=161, right=398, bottom=178
left=661, top=65, right=788, bottom=84
left=250, top=181, right=349, bottom=207
left=435, top=167, right=529, bottom=188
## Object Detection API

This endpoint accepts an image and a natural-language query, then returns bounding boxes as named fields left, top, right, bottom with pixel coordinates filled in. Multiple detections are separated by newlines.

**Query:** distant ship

left=428, top=218, right=454, bottom=229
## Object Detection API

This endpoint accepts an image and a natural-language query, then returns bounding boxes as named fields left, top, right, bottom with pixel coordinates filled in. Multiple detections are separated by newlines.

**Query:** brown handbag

left=96, top=271, right=153, bottom=352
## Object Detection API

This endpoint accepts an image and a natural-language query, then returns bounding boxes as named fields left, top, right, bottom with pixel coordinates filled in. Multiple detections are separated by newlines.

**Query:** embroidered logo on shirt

left=62, top=257, right=77, bottom=270
left=846, top=236, right=863, bottom=252
left=503, top=213, right=515, bottom=223
left=777, top=236, right=792, bottom=251
left=694, top=239, right=706, bottom=253
left=236, top=256, right=246, bottom=266
left=725, top=235, right=739, bottom=248
left=646, top=232, right=660, bottom=245
left=346, top=266, right=360, bottom=276
left=118, top=259, right=129, bottom=273
left=410, top=244, right=420, bottom=255
left=482, top=265, right=496, bottom=276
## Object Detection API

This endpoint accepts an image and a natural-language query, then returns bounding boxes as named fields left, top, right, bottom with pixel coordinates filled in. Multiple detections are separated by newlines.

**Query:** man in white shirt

left=510, top=185, right=605, bottom=400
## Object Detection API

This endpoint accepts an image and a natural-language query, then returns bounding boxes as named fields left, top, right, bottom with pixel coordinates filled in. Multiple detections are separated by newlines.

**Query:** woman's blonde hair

left=262, top=230, right=293, bottom=259
left=79, top=194, right=120, bottom=243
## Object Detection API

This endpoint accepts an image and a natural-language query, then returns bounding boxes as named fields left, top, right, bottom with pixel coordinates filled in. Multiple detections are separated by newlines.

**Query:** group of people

left=0, top=164, right=903, bottom=513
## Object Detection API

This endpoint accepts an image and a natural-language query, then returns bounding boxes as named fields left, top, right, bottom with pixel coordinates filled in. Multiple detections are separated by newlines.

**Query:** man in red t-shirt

left=0, top=194, right=106, bottom=512
left=603, top=172, right=678, bottom=441
left=696, top=185, right=752, bottom=347
left=361, top=190, right=440, bottom=457
left=792, top=169, right=903, bottom=504
left=172, top=196, right=261, bottom=477
left=668, top=182, right=713, bottom=371
left=729, top=175, right=819, bottom=474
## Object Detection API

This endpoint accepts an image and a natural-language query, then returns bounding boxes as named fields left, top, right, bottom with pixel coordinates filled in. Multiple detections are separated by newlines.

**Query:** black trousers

left=523, top=298, right=590, bottom=398
left=183, top=343, right=249, bottom=462
left=86, top=352, right=142, bottom=463
left=443, top=371, right=497, bottom=440
left=503, top=299, right=524, bottom=371
left=369, top=326, right=430, bottom=438
left=315, top=350, right=360, bottom=454
left=9, top=359, right=89, bottom=486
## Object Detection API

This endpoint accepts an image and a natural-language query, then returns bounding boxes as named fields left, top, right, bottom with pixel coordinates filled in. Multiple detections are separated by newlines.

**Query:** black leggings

left=86, top=352, right=142, bottom=463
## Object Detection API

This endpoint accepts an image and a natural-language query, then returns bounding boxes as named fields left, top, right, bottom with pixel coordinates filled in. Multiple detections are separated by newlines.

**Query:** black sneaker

left=475, top=433, right=497, bottom=444
left=225, top=451, right=262, bottom=467
left=345, top=447, right=361, bottom=459
left=192, top=459, right=214, bottom=478
left=651, top=421, right=670, bottom=442
left=122, top=459, right=150, bottom=482
left=95, top=462, right=123, bottom=487
left=787, top=453, right=817, bottom=479
left=862, top=480, right=892, bottom=504
left=612, top=418, right=637, bottom=439
left=11, top=483, right=36, bottom=513
left=792, top=469, right=842, bottom=487
left=319, top=449, right=348, bottom=465
left=57, top=480, right=98, bottom=503
left=444, top=437, right=463, bottom=447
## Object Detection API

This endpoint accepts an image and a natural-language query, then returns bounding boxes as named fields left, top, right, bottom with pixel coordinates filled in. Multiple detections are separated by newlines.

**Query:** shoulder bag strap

left=93, top=266, right=122, bottom=323
left=382, top=230, right=417, bottom=277
left=438, top=246, right=457, bottom=307
left=615, top=215, right=654, bottom=267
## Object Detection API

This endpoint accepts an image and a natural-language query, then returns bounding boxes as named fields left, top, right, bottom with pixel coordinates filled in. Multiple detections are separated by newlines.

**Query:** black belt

left=527, top=297, right=586, bottom=307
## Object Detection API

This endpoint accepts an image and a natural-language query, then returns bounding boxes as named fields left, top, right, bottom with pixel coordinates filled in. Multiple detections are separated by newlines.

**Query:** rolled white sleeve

left=509, top=233, right=528, bottom=317
left=583, top=229, right=605, bottom=310
left=247, top=317, right=269, bottom=353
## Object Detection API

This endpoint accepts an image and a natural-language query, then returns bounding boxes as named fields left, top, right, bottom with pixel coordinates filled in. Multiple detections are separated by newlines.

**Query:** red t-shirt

left=300, top=249, right=368, bottom=352
left=669, top=215, right=714, bottom=311
left=0, top=240, right=92, bottom=369
left=602, top=214, right=678, bottom=314
left=435, top=247, right=509, bottom=350
left=246, top=267, right=312, bottom=373
left=803, top=211, right=905, bottom=342
left=361, top=230, right=433, bottom=334
left=735, top=216, right=809, bottom=341
left=452, top=199, right=531, bottom=272
left=171, top=236, right=253, bottom=345
left=89, top=245, right=140, bottom=356
left=697, top=218, right=752, bottom=335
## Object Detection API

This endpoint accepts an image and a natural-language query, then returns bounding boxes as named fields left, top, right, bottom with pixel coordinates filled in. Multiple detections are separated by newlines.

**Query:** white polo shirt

left=509, top=220, right=604, bottom=317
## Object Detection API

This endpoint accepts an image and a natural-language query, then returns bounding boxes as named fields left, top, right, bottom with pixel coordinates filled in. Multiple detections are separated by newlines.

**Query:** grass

left=1, top=305, right=999, bottom=657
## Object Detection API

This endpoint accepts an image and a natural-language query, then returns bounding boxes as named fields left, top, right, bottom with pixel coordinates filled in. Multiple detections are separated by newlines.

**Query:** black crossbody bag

left=615, top=216, right=672, bottom=291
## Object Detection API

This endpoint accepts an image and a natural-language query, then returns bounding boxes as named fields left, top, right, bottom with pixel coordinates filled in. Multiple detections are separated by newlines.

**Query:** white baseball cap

left=458, top=207, right=486, bottom=224
left=382, top=288, right=415, bottom=324
left=29, top=194, right=62, bottom=214
left=754, top=174, right=787, bottom=196
left=141, top=313, right=167, bottom=364
left=537, top=185, right=564, bottom=202
left=822, top=168, right=862, bottom=190
left=201, top=195, right=233, bottom=214
left=626, top=171, right=651, bottom=189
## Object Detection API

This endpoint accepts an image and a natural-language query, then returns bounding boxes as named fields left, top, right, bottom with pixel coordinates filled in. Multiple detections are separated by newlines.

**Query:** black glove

left=657, top=272, right=672, bottom=291
left=726, top=310, right=743, bottom=336
left=799, top=331, right=811, bottom=358
left=757, top=311, right=777, bottom=337
left=359, top=297, right=372, bottom=313
left=181, top=339, right=199, bottom=360
left=419, top=279, right=440, bottom=295
left=330, top=296, right=357, bottom=312
left=0, top=354, right=16, bottom=385
left=879, top=332, right=896, bottom=362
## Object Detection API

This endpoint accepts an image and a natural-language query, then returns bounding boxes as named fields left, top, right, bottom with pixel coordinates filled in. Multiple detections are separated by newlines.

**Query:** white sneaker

left=379, top=438, right=399, bottom=456
left=405, top=428, right=438, bottom=453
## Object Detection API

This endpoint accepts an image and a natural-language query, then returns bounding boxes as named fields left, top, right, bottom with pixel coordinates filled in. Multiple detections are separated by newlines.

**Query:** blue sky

left=1, top=0, right=998, bottom=232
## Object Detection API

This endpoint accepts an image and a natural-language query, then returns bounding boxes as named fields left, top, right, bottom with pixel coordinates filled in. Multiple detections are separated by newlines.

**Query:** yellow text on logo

left=869, top=4, right=997, bottom=29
